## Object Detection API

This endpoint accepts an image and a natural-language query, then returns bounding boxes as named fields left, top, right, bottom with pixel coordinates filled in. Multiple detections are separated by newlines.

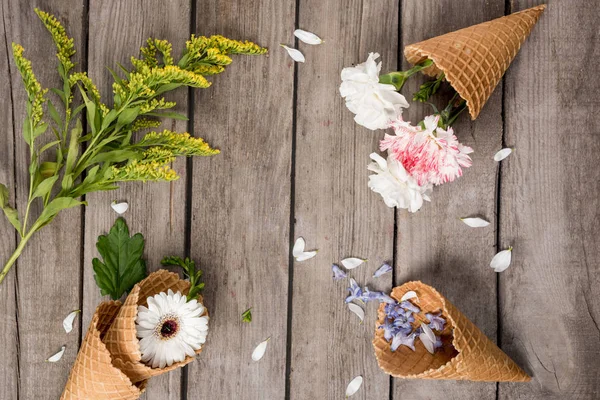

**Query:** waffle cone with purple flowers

left=103, top=269, right=207, bottom=384
left=372, top=281, right=530, bottom=381
left=60, top=301, right=147, bottom=400
left=404, top=5, right=546, bottom=119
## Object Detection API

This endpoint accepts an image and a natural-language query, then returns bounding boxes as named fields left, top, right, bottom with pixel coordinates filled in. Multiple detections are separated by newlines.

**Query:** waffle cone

left=404, top=5, right=546, bottom=119
left=373, top=281, right=530, bottom=382
left=103, top=269, right=207, bottom=384
left=60, top=301, right=147, bottom=400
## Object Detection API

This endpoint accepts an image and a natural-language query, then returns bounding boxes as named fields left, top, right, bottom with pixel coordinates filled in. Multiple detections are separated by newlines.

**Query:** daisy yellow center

left=156, top=313, right=180, bottom=340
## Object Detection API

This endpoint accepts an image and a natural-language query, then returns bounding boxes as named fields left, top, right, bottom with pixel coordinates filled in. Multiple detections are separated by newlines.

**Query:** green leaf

left=154, top=83, right=183, bottom=96
left=78, top=87, right=99, bottom=135
left=37, top=197, right=85, bottom=224
left=0, top=184, right=21, bottom=234
left=50, top=88, right=66, bottom=104
left=144, top=111, right=188, bottom=121
left=40, top=162, right=58, bottom=178
left=241, top=307, right=252, bottom=323
left=39, top=140, right=62, bottom=155
left=101, top=109, right=118, bottom=130
left=33, top=122, right=48, bottom=139
left=61, top=173, right=73, bottom=191
left=92, top=217, right=147, bottom=300
left=65, top=120, right=82, bottom=175
left=71, top=104, right=86, bottom=119
left=22, top=121, right=32, bottom=146
left=116, top=107, right=140, bottom=130
left=32, top=175, right=59, bottom=199
left=47, top=101, right=62, bottom=127
left=0, top=183, right=8, bottom=208
left=161, top=255, right=204, bottom=300
left=88, top=149, right=141, bottom=165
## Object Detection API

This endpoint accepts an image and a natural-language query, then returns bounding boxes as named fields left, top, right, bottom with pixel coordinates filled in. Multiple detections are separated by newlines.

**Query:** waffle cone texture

left=373, top=281, right=530, bottom=382
left=404, top=5, right=546, bottom=119
left=61, top=270, right=208, bottom=399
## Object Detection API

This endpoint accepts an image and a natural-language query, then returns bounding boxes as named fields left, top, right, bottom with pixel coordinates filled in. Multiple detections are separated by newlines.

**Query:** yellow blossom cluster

left=34, top=8, right=75, bottom=72
left=12, top=44, right=47, bottom=125
left=131, top=118, right=162, bottom=132
left=69, top=72, right=109, bottom=115
left=137, top=130, right=220, bottom=157
left=111, top=159, right=179, bottom=182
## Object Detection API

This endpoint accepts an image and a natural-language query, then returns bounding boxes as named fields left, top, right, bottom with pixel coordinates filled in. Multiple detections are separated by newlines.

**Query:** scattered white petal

left=292, top=237, right=306, bottom=257
left=111, top=201, right=129, bottom=215
left=46, top=346, right=66, bottom=362
left=280, top=44, right=305, bottom=63
left=494, top=148, right=513, bottom=162
left=341, top=258, right=367, bottom=270
left=420, top=334, right=435, bottom=354
left=345, top=375, right=363, bottom=397
left=373, top=263, right=392, bottom=278
left=296, top=251, right=317, bottom=262
left=294, top=29, right=324, bottom=45
left=252, top=338, right=270, bottom=361
left=421, top=322, right=436, bottom=343
left=491, top=247, right=513, bottom=272
left=400, top=291, right=418, bottom=302
left=347, top=303, right=365, bottom=322
left=62, top=310, right=80, bottom=333
left=460, top=217, right=490, bottom=228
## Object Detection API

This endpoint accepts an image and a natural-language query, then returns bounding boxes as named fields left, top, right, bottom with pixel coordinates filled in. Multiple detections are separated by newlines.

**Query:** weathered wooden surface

left=290, top=0, right=397, bottom=399
left=393, top=2, right=504, bottom=399
left=0, top=0, right=599, bottom=399
left=82, top=1, right=191, bottom=399
left=4, top=1, right=85, bottom=398
left=187, top=0, right=294, bottom=399
left=499, top=1, right=600, bottom=399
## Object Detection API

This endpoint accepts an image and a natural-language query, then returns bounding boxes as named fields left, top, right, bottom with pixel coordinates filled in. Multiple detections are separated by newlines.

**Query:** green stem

left=0, top=227, right=37, bottom=285
left=379, top=59, right=434, bottom=91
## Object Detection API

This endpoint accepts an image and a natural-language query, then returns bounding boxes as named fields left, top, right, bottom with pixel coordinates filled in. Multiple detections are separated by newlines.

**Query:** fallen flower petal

left=461, top=217, right=490, bottom=228
left=345, top=278, right=362, bottom=303
left=62, top=309, right=80, bottom=333
left=400, top=291, right=418, bottom=302
left=292, top=237, right=305, bottom=257
left=296, top=251, right=317, bottom=262
left=345, top=375, right=363, bottom=397
left=420, top=333, right=435, bottom=354
left=46, top=345, right=66, bottom=362
left=494, top=148, right=513, bottom=161
left=280, top=44, right=305, bottom=63
left=294, top=29, right=324, bottom=45
left=491, top=247, right=513, bottom=272
left=111, top=200, right=128, bottom=215
left=252, top=337, right=270, bottom=361
left=420, top=322, right=436, bottom=343
left=348, top=303, right=365, bottom=322
left=373, top=263, right=392, bottom=278
left=341, top=257, right=367, bottom=270
left=332, top=264, right=347, bottom=280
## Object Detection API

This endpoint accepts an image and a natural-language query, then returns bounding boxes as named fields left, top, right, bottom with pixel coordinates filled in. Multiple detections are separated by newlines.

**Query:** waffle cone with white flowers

left=373, top=281, right=530, bottom=382
left=404, top=5, right=546, bottom=119
left=103, top=269, right=208, bottom=384
left=60, top=301, right=147, bottom=400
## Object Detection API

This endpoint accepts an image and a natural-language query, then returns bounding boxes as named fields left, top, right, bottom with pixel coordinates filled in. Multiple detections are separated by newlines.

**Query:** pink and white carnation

left=367, top=153, right=432, bottom=212
left=380, top=115, right=473, bottom=186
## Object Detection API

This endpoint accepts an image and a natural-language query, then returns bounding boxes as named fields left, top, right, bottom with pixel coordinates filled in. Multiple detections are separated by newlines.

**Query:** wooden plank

left=4, top=1, right=85, bottom=398
left=187, top=1, right=294, bottom=398
left=394, top=1, right=504, bottom=398
left=499, top=1, right=600, bottom=398
left=289, top=1, right=397, bottom=399
left=83, top=1, right=191, bottom=399
left=0, top=1, right=18, bottom=397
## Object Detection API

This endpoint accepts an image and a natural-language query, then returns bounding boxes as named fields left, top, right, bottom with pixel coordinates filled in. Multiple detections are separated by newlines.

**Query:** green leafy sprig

left=241, top=307, right=252, bottom=323
left=0, top=9, right=267, bottom=286
left=92, top=218, right=147, bottom=300
left=161, top=256, right=205, bottom=301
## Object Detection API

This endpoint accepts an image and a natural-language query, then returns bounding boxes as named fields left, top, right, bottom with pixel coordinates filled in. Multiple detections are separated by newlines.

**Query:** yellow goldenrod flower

left=69, top=72, right=109, bottom=115
left=12, top=44, right=47, bottom=125
left=131, top=118, right=162, bottom=132
left=34, top=8, right=75, bottom=72
left=111, top=159, right=179, bottom=182
left=136, top=130, right=220, bottom=157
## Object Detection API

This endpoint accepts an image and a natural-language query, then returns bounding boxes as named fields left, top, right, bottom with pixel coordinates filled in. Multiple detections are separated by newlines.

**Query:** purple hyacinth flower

left=380, top=318, right=396, bottom=341
left=373, top=263, right=392, bottom=278
left=391, top=331, right=417, bottom=352
left=434, top=336, right=443, bottom=350
left=345, top=278, right=362, bottom=303
left=332, top=264, right=347, bottom=281
left=362, top=287, right=395, bottom=304
left=426, top=312, right=446, bottom=331
left=400, top=300, right=421, bottom=314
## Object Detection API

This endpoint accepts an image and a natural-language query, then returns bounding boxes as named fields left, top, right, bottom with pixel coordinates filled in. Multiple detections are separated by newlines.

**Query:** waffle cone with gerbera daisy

left=103, top=269, right=209, bottom=384
left=60, top=301, right=147, bottom=400
left=404, top=5, right=546, bottom=119
left=373, top=281, right=530, bottom=381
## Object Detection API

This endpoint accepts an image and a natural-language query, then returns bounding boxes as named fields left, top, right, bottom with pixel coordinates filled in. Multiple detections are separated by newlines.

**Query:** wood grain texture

left=83, top=1, right=191, bottom=399
left=3, top=1, right=85, bottom=398
left=393, top=1, right=504, bottom=399
left=0, top=1, right=18, bottom=397
left=289, top=1, right=397, bottom=399
left=499, top=1, right=600, bottom=398
left=187, top=0, right=294, bottom=399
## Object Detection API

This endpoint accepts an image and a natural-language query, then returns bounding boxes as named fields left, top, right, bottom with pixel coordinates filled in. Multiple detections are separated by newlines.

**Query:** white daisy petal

left=110, top=200, right=128, bottom=215
left=491, top=247, right=513, bottom=272
left=341, top=257, right=367, bottom=269
left=494, top=148, right=513, bottom=161
left=345, top=376, right=363, bottom=397
left=62, top=310, right=80, bottom=333
left=460, top=217, right=490, bottom=228
left=252, top=338, right=270, bottom=361
left=294, top=29, right=324, bottom=45
left=348, top=303, right=365, bottom=322
left=400, top=291, right=418, bottom=302
left=295, top=251, right=317, bottom=262
left=292, top=237, right=306, bottom=257
left=280, top=44, right=305, bottom=63
left=46, top=346, right=66, bottom=362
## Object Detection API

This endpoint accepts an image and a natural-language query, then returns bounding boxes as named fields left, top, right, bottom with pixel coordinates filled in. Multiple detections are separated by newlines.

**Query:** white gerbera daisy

left=136, top=289, right=209, bottom=368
